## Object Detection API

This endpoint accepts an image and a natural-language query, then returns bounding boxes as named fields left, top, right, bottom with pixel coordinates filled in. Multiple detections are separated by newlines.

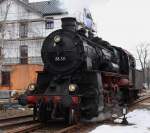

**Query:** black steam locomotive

left=19, top=17, right=139, bottom=124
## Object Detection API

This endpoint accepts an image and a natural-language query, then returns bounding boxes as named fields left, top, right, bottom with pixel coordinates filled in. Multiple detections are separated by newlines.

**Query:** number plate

left=55, top=57, right=66, bottom=61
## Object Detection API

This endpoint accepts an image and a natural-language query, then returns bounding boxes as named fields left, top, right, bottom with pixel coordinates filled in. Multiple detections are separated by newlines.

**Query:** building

left=0, top=0, right=67, bottom=92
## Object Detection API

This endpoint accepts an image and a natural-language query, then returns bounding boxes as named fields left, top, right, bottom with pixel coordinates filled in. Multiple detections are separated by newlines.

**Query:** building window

left=20, top=45, right=28, bottom=64
left=45, top=18, right=54, bottom=29
left=1, top=71, right=10, bottom=86
left=19, top=23, right=28, bottom=38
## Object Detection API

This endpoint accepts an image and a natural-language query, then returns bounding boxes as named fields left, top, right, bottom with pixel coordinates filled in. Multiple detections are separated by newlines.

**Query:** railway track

left=0, top=94, right=150, bottom=133
left=128, top=94, right=150, bottom=111
left=0, top=115, right=33, bottom=128
left=56, top=123, right=84, bottom=133
left=56, top=123, right=92, bottom=133
left=132, top=95, right=150, bottom=105
left=32, top=123, right=97, bottom=133
left=0, top=115, right=41, bottom=133
left=6, top=123, right=42, bottom=133
left=0, top=114, right=32, bottom=123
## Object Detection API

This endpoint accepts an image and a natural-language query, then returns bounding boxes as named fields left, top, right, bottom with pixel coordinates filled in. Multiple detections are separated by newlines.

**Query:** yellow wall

left=0, top=64, right=43, bottom=91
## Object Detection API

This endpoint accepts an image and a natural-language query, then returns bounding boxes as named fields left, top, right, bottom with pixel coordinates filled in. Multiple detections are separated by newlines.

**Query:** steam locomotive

left=18, top=17, right=140, bottom=124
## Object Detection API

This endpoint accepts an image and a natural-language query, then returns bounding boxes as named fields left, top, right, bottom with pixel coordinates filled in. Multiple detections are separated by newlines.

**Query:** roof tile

left=29, top=0, right=67, bottom=15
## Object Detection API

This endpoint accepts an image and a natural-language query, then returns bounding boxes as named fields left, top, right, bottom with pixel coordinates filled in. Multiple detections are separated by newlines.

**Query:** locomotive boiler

left=18, top=17, right=138, bottom=124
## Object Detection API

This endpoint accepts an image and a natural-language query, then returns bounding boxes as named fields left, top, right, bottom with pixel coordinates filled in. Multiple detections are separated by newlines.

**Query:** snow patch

left=90, top=109, right=150, bottom=133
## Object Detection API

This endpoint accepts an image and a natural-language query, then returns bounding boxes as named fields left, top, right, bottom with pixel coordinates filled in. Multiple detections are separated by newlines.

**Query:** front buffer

left=18, top=94, right=80, bottom=125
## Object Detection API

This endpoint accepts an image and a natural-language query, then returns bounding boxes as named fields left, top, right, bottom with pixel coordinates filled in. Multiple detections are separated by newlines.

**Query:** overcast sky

left=29, top=0, right=150, bottom=67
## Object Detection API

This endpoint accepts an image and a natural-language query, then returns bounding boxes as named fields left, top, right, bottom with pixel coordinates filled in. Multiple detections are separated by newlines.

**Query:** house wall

left=0, top=64, right=43, bottom=91
left=0, top=0, right=41, bottom=21
left=0, top=0, right=67, bottom=91
left=0, top=0, right=65, bottom=39
left=0, top=0, right=42, bottom=39
left=0, top=0, right=66, bottom=61
left=3, top=39, right=43, bottom=64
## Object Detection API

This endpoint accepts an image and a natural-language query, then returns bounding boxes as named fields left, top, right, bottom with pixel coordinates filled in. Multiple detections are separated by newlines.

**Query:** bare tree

left=136, top=43, right=150, bottom=88
left=0, top=0, right=12, bottom=103
left=146, top=61, right=150, bottom=89
left=1, top=0, right=12, bottom=47
left=0, top=0, right=12, bottom=83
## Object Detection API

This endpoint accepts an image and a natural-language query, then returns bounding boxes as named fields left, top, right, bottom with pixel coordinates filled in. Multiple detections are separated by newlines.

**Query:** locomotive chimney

left=61, top=17, right=77, bottom=32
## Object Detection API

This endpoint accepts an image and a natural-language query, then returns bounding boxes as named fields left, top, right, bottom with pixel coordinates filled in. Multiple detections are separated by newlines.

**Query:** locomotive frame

left=18, top=17, right=140, bottom=125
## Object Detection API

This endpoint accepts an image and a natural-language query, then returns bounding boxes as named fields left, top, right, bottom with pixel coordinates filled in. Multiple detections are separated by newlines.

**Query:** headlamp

left=54, top=35, right=61, bottom=43
left=28, top=84, right=35, bottom=91
left=69, top=84, right=77, bottom=92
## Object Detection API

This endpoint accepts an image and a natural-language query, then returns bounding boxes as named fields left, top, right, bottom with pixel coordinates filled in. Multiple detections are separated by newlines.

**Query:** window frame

left=1, top=71, right=11, bottom=86
left=20, top=45, right=28, bottom=64
left=19, top=22, right=28, bottom=38
left=45, top=17, right=54, bottom=29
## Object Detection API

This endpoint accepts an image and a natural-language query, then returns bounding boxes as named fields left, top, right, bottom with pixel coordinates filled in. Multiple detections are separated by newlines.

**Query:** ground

left=0, top=98, right=32, bottom=119
left=0, top=108, right=32, bottom=119
left=89, top=90, right=150, bottom=133
left=90, top=109, right=150, bottom=133
left=0, top=91, right=150, bottom=133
